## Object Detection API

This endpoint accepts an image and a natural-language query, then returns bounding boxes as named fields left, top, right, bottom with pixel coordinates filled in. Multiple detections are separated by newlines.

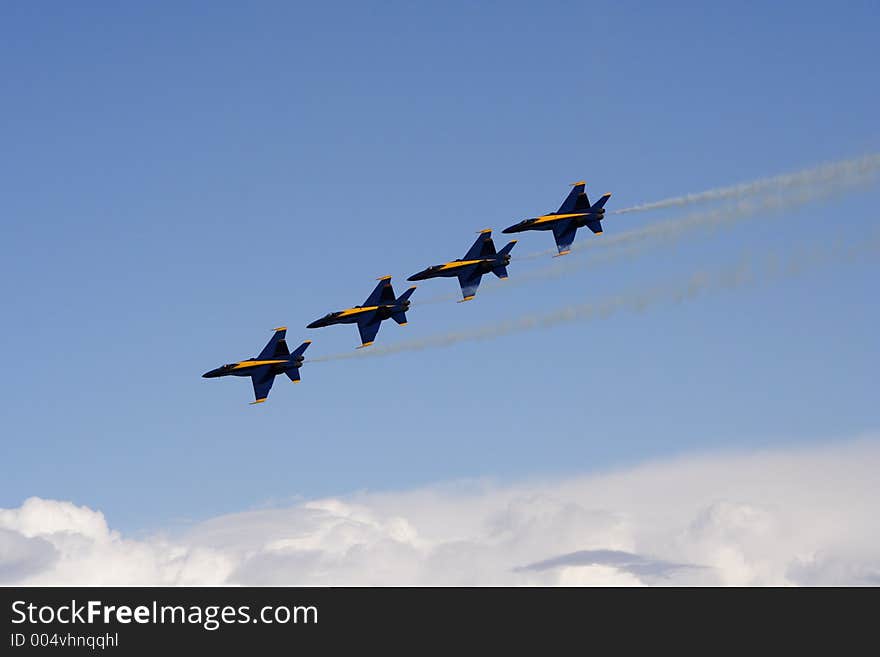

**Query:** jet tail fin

left=591, top=193, right=612, bottom=211
left=492, top=265, right=509, bottom=279
left=364, top=276, right=396, bottom=306
left=396, top=286, right=417, bottom=303
left=497, top=240, right=517, bottom=257
left=258, top=327, right=289, bottom=359
left=391, top=311, right=408, bottom=325
left=290, top=340, right=311, bottom=359
left=464, top=230, right=495, bottom=259
left=557, top=181, right=587, bottom=213
left=284, top=341, right=310, bottom=382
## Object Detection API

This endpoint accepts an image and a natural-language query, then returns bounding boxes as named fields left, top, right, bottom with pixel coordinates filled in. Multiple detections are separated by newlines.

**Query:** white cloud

left=2, top=436, right=879, bottom=585
left=0, top=498, right=233, bottom=585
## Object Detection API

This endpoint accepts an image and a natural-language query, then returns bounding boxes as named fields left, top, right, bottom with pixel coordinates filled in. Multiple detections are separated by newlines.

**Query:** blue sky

left=2, top=2, right=878, bottom=534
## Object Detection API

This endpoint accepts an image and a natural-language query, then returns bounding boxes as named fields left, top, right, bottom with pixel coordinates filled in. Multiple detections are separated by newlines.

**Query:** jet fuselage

left=409, top=253, right=512, bottom=281
left=307, top=301, right=411, bottom=328
left=202, top=355, right=304, bottom=379
left=503, top=207, right=606, bottom=234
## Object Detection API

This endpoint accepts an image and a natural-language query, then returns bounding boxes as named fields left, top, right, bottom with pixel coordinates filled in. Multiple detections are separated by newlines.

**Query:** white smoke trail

left=411, top=168, right=879, bottom=305
left=310, top=233, right=879, bottom=363
left=412, top=153, right=880, bottom=304
left=610, top=153, right=880, bottom=215
left=516, top=162, right=879, bottom=261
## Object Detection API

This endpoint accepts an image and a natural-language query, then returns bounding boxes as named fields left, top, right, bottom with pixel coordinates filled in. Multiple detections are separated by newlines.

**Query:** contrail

left=517, top=157, right=880, bottom=261
left=411, top=168, right=879, bottom=304
left=519, top=168, right=879, bottom=261
left=309, top=233, right=879, bottom=363
left=610, top=153, right=880, bottom=215
left=413, top=153, right=880, bottom=304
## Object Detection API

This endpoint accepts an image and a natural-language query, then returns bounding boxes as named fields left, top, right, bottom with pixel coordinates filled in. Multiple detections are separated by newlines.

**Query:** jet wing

left=552, top=221, right=579, bottom=255
left=463, top=231, right=496, bottom=260
left=363, top=277, right=396, bottom=306
left=457, top=268, right=484, bottom=301
left=357, top=318, right=382, bottom=347
left=257, top=327, right=289, bottom=359
left=250, top=366, right=275, bottom=404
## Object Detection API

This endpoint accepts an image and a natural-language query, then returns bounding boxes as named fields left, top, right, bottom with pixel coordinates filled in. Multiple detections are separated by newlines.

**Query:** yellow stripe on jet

left=232, top=360, right=288, bottom=370
left=336, top=306, right=380, bottom=318
left=437, top=259, right=484, bottom=271
left=532, top=212, right=588, bottom=225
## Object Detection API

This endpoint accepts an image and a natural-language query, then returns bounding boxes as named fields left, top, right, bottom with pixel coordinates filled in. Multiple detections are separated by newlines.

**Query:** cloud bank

left=2, top=437, right=879, bottom=585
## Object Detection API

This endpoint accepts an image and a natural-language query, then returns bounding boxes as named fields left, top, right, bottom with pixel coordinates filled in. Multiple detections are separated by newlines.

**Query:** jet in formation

left=307, top=276, right=416, bottom=348
left=503, top=182, right=611, bottom=256
left=407, top=230, right=517, bottom=301
left=202, top=327, right=311, bottom=404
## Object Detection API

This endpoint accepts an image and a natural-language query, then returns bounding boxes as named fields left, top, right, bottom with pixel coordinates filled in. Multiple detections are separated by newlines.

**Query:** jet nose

left=202, top=367, right=222, bottom=378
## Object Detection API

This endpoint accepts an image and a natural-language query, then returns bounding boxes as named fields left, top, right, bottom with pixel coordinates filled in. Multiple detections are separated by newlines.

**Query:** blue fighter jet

left=307, top=276, right=416, bottom=348
left=407, top=230, right=517, bottom=302
left=203, top=327, right=311, bottom=404
left=503, top=181, right=611, bottom=256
